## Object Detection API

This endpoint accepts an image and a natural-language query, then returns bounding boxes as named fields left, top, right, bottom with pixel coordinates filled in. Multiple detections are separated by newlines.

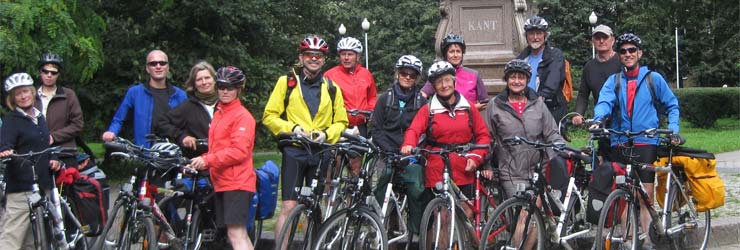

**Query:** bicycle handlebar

left=411, top=143, right=489, bottom=156
left=503, top=136, right=592, bottom=164
left=1, top=146, right=77, bottom=162
left=347, top=109, right=373, bottom=116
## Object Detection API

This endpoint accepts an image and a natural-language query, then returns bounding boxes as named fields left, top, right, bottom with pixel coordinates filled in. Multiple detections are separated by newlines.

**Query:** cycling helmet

left=615, top=33, right=642, bottom=49
left=4, top=72, right=34, bottom=92
left=39, top=53, right=63, bottom=70
left=440, top=33, right=466, bottom=54
left=524, top=16, right=549, bottom=31
left=427, top=61, right=456, bottom=83
left=395, top=55, right=423, bottom=74
left=216, top=66, right=246, bottom=88
left=151, top=142, right=182, bottom=158
left=503, top=59, right=532, bottom=81
left=299, top=34, right=329, bottom=53
left=336, top=37, right=363, bottom=54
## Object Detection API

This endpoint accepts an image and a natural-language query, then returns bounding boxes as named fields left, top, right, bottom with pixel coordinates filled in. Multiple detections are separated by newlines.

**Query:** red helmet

left=299, top=35, right=329, bottom=53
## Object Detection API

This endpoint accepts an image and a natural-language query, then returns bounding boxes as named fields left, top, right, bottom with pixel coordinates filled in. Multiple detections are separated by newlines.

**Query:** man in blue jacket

left=101, top=50, right=187, bottom=147
left=592, top=33, right=680, bottom=248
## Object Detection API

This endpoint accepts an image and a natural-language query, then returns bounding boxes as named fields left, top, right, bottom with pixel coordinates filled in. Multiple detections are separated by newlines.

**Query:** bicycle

left=593, top=128, right=711, bottom=250
left=410, top=143, right=492, bottom=250
left=2, top=146, right=92, bottom=250
left=311, top=131, right=390, bottom=250
left=478, top=136, right=593, bottom=250
left=373, top=152, right=415, bottom=250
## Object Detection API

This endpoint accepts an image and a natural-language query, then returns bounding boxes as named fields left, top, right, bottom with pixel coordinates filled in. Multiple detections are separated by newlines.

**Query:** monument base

left=464, top=51, right=517, bottom=95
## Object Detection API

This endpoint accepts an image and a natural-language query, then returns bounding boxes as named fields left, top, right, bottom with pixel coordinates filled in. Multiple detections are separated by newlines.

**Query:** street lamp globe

left=338, top=23, right=346, bottom=35
left=589, top=11, right=597, bottom=25
left=361, top=18, right=370, bottom=31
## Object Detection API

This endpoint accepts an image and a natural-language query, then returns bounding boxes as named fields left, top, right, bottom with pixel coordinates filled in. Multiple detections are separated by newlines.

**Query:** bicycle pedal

left=685, top=221, right=698, bottom=229
left=201, top=228, right=217, bottom=242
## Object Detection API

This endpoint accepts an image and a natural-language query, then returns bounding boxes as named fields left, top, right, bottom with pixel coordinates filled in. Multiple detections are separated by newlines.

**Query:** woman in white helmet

left=0, top=73, right=62, bottom=248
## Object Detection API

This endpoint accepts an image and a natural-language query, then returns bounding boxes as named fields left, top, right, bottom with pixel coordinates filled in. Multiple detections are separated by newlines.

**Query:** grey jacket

left=484, top=88, right=565, bottom=182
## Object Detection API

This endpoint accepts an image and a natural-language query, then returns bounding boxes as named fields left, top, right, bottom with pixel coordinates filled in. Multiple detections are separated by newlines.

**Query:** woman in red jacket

left=400, top=61, right=490, bottom=241
left=189, top=66, right=256, bottom=250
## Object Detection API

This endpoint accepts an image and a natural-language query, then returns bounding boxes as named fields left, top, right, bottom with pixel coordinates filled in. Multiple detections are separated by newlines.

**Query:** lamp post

left=589, top=11, right=598, bottom=59
left=362, top=18, right=370, bottom=69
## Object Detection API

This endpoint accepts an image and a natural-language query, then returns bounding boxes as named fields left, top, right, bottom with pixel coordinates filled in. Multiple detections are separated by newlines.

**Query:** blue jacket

left=593, top=66, right=680, bottom=146
left=107, top=83, right=187, bottom=147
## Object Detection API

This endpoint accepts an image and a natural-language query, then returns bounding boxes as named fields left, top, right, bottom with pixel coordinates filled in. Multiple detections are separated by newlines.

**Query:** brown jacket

left=35, top=86, right=84, bottom=148
left=484, top=88, right=565, bottom=182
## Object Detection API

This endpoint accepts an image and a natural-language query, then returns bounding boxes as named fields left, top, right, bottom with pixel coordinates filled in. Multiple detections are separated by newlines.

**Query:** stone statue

left=513, top=0, right=528, bottom=52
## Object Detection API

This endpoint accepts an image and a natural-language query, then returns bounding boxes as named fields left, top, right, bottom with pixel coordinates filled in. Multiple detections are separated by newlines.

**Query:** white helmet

left=427, top=61, right=456, bottom=83
left=151, top=142, right=182, bottom=158
left=4, top=73, right=34, bottom=92
left=336, top=37, right=363, bottom=54
left=395, top=55, right=423, bottom=74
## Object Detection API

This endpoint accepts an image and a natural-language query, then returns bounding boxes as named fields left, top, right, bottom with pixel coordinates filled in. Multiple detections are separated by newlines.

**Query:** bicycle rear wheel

left=594, top=189, right=639, bottom=250
left=313, top=206, right=388, bottom=250
left=663, top=182, right=711, bottom=250
left=188, top=207, right=224, bottom=250
left=275, top=204, right=320, bottom=250
left=419, top=198, right=468, bottom=250
left=479, top=197, right=545, bottom=250
left=126, top=216, right=157, bottom=250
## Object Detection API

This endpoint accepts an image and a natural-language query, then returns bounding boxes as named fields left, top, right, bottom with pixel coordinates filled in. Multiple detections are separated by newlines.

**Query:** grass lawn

left=566, top=118, right=740, bottom=154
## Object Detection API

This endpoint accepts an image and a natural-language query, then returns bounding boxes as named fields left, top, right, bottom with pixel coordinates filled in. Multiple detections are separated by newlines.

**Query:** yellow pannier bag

left=654, top=157, right=687, bottom=211
left=655, top=155, right=724, bottom=212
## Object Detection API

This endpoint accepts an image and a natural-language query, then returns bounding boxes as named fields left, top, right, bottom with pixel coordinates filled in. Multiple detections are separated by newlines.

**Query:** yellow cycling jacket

left=262, top=73, right=348, bottom=144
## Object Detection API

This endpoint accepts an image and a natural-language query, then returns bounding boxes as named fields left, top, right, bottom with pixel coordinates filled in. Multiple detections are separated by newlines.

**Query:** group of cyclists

left=0, top=14, right=687, bottom=250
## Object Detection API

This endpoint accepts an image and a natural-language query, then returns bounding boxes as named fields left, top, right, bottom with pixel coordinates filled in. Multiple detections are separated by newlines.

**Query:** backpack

left=281, top=68, right=337, bottom=121
left=80, top=165, right=111, bottom=211
left=586, top=161, right=626, bottom=227
left=255, top=160, right=280, bottom=219
left=562, top=59, right=573, bottom=103
left=612, top=70, right=667, bottom=128
left=66, top=174, right=107, bottom=236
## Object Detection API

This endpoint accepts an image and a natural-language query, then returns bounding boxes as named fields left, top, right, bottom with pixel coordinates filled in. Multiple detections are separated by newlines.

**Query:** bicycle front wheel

left=594, top=189, right=639, bottom=250
left=313, top=206, right=388, bottom=250
left=419, top=198, right=469, bottom=250
left=32, top=206, right=52, bottom=250
left=479, top=197, right=545, bottom=250
left=275, top=204, right=320, bottom=250
left=664, top=182, right=711, bottom=250
left=126, top=216, right=157, bottom=250
left=94, top=199, right=130, bottom=250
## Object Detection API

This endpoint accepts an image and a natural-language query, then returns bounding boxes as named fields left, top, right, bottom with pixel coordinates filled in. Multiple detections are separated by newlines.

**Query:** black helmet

left=395, top=55, right=423, bottom=75
left=524, top=16, right=549, bottom=32
left=441, top=33, right=466, bottom=54
left=216, top=66, right=246, bottom=88
left=39, top=53, right=63, bottom=70
left=427, top=61, right=456, bottom=83
left=615, top=33, right=642, bottom=49
left=503, top=59, right=532, bottom=81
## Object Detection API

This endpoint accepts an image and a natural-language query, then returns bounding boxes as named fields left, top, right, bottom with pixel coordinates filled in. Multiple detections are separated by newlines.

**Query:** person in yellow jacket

left=262, top=34, right=348, bottom=245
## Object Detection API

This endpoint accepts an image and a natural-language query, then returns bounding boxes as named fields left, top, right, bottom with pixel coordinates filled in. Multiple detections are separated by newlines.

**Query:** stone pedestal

left=435, top=0, right=532, bottom=94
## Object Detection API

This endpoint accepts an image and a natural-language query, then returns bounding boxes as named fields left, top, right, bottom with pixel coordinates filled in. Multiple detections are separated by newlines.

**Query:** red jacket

left=203, top=100, right=256, bottom=192
left=402, top=94, right=490, bottom=187
left=324, top=65, right=377, bottom=126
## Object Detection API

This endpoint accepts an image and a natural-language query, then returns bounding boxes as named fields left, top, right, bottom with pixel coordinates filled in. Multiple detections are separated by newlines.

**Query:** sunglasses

left=618, top=47, right=639, bottom=55
left=216, top=84, right=237, bottom=91
left=302, top=52, right=325, bottom=61
left=147, top=61, right=169, bottom=67
left=41, top=69, right=59, bottom=76
left=399, top=71, right=418, bottom=79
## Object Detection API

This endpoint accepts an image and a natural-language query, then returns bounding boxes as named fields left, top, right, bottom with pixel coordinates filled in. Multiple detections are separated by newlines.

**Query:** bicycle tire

left=664, top=182, right=711, bottom=250
left=479, top=197, right=545, bottom=250
left=419, top=198, right=469, bottom=250
left=94, top=199, right=129, bottom=250
left=126, top=216, right=157, bottom=250
left=312, top=206, right=388, bottom=250
left=594, top=189, right=639, bottom=250
left=32, top=206, right=52, bottom=250
left=275, top=204, right=320, bottom=250
left=188, top=207, right=223, bottom=250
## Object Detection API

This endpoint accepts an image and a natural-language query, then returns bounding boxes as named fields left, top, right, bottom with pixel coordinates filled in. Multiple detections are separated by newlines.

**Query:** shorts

left=214, top=190, right=254, bottom=227
left=280, top=146, right=329, bottom=201
left=609, top=145, right=657, bottom=183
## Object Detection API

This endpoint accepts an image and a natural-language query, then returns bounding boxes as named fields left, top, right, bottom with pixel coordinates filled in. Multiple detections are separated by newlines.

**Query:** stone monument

left=435, top=0, right=533, bottom=93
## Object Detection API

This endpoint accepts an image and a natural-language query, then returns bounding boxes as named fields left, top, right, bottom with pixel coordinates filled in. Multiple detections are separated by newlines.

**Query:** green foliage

left=537, top=0, right=739, bottom=88
left=0, top=0, right=105, bottom=81
left=674, top=87, right=740, bottom=128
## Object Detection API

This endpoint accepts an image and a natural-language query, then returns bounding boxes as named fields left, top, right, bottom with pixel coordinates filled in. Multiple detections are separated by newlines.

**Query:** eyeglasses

left=618, top=47, right=639, bottom=55
left=434, top=77, right=455, bottom=85
left=302, top=52, right=325, bottom=61
left=399, top=71, right=418, bottom=79
left=41, top=69, right=59, bottom=76
left=216, top=84, right=237, bottom=91
left=147, top=61, right=169, bottom=67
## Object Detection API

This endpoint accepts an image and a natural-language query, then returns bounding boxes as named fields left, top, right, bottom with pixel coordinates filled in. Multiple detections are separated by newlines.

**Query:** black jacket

left=1, top=110, right=56, bottom=192
left=155, top=96, right=212, bottom=158
left=517, top=42, right=567, bottom=121
left=370, top=85, right=427, bottom=152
